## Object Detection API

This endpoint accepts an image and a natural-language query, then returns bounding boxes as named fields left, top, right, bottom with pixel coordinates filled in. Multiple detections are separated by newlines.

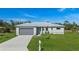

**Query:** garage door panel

left=20, top=28, right=33, bottom=35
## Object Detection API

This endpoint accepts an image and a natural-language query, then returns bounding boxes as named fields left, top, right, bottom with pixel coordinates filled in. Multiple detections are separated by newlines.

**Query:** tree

left=64, top=21, right=72, bottom=30
left=10, top=20, right=15, bottom=30
left=27, top=20, right=31, bottom=23
left=71, top=21, right=77, bottom=31
left=64, top=20, right=78, bottom=32
left=0, top=19, right=4, bottom=27
left=64, top=21, right=70, bottom=25
left=55, top=23, right=62, bottom=25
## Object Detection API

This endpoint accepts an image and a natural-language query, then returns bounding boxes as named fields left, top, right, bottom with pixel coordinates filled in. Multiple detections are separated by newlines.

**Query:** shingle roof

left=16, top=22, right=64, bottom=27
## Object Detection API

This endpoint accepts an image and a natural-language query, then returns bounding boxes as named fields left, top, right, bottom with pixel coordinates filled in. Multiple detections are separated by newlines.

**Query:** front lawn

left=27, top=36, right=39, bottom=51
left=0, top=32, right=16, bottom=43
left=28, top=32, right=79, bottom=51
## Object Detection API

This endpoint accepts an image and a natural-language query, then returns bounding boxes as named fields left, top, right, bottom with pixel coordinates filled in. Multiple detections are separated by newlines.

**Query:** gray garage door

left=19, top=28, right=34, bottom=35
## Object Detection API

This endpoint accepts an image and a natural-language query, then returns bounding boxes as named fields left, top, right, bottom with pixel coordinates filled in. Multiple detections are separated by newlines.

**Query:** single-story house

left=0, top=27, right=5, bottom=33
left=16, top=22, right=64, bottom=35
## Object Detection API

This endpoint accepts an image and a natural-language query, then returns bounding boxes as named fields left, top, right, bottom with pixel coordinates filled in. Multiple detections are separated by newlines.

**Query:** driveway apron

left=0, top=35, right=33, bottom=51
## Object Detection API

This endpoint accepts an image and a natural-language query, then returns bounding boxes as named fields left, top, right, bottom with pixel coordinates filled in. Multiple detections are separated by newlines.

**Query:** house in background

left=16, top=22, right=64, bottom=35
left=0, top=27, right=5, bottom=33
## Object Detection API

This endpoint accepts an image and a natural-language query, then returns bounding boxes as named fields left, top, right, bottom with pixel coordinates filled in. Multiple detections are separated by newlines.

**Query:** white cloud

left=0, top=17, right=29, bottom=22
left=64, top=13, right=79, bottom=24
left=18, top=10, right=38, bottom=18
left=11, top=18, right=27, bottom=21
left=24, top=13, right=37, bottom=18
left=58, top=8, right=66, bottom=12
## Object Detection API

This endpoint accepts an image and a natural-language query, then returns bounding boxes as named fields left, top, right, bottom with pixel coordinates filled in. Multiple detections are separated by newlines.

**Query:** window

left=42, top=28, right=44, bottom=30
left=51, top=28, right=53, bottom=30
left=56, top=27, right=60, bottom=30
left=46, top=27, right=48, bottom=31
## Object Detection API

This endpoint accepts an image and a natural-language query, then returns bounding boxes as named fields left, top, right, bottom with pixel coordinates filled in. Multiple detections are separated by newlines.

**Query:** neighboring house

left=0, top=27, right=5, bottom=35
left=0, top=27, right=5, bottom=33
left=16, top=22, right=64, bottom=35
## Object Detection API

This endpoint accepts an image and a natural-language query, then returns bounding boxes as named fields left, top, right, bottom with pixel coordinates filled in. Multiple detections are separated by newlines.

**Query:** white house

left=16, top=22, right=64, bottom=35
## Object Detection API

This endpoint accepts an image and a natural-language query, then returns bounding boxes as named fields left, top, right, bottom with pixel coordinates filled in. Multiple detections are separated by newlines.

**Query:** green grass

left=0, top=32, right=16, bottom=43
left=27, top=36, right=39, bottom=51
left=28, top=32, right=79, bottom=51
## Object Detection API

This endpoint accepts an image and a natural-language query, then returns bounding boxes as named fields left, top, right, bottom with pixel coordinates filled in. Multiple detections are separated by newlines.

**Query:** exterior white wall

left=16, top=27, right=64, bottom=36
left=16, top=27, right=19, bottom=35
left=34, top=27, right=36, bottom=35
left=51, top=27, right=64, bottom=34
left=48, top=28, right=51, bottom=34
left=40, top=27, right=64, bottom=34
left=42, top=28, right=46, bottom=34
left=40, top=27, right=42, bottom=35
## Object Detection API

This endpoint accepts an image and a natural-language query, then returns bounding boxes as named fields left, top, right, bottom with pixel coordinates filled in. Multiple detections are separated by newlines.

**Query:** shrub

left=45, top=34, right=51, bottom=39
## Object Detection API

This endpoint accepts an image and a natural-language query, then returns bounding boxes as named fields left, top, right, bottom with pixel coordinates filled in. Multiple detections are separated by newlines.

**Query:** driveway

left=0, top=35, right=33, bottom=51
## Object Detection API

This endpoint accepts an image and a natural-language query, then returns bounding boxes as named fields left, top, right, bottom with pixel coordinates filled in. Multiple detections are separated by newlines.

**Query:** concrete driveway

left=0, top=35, right=33, bottom=51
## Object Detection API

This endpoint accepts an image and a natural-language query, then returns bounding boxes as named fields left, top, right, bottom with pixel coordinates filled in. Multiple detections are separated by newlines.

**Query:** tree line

left=55, top=20, right=78, bottom=32
left=64, top=21, right=78, bottom=31
left=0, top=19, right=31, bottom=33
left=0, top=19, right=79, bottom=33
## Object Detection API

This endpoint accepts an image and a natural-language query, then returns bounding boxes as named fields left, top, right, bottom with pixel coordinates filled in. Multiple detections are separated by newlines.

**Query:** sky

left=0, top=8, right=79, bottom=24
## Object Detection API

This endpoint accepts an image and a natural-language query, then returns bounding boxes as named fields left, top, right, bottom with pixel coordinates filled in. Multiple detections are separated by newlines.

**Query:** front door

left=36, top=27, right=41, bottom=35
left=46, top=27, right=48, bottom=31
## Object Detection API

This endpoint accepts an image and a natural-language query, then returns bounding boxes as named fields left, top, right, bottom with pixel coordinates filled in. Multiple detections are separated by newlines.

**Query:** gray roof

left=16, top=22, right=64, bottom=27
